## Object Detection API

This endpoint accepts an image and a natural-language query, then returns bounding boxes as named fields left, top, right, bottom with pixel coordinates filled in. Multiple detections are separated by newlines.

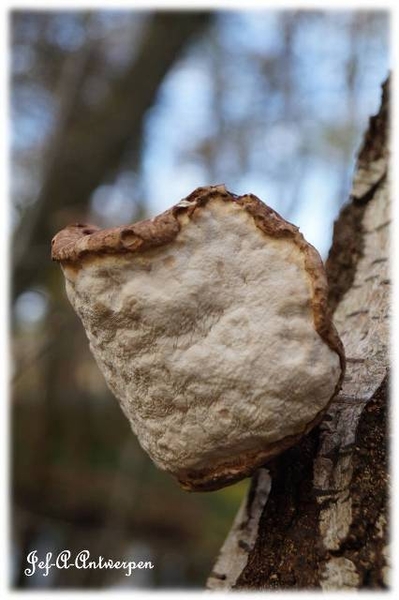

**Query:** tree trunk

left=207, top=77, right=390, bottom=591
left=12, top=12, right=211, bottom=299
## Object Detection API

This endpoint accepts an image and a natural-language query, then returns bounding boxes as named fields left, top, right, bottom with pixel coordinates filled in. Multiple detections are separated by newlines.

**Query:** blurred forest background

left=11, top=9, right=389, bottom=589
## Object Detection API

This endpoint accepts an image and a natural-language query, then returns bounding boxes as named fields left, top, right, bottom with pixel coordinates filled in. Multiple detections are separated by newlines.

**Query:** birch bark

left=207, top=77, right=390, bottom=591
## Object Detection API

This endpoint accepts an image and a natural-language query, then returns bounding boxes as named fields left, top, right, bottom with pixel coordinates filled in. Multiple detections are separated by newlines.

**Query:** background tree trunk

left=12, top=11, right=211, bottom=300
left=207, top=77, right=390, bottom=591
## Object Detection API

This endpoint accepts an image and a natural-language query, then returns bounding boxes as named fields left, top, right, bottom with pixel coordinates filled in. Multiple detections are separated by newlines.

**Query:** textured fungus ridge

left=52, top=185, right=345, bottom=491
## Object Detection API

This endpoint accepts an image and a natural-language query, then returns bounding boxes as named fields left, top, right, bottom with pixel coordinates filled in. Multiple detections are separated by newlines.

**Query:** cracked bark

left=207, top=77, right=390, bottom=591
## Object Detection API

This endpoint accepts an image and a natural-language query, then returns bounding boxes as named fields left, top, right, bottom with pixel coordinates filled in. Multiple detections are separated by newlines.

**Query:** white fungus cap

left=52, top=185, right=345, bottom=491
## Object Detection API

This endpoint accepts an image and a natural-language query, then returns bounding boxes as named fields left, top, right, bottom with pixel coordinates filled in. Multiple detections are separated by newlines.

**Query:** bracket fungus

left=52, top=185, right=345, bottom=491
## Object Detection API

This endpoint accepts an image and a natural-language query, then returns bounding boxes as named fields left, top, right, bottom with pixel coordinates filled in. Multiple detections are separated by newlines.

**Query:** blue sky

left=138, top=11, right=389, bottom=257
